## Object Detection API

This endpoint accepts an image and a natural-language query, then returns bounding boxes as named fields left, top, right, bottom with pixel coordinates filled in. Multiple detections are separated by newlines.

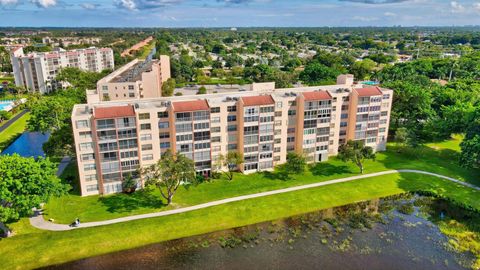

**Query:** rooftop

left=302, top=91, right=332, bottom=101
left=93, top=105, right=135, bottom=119
left=241, top=95, right=275, bottom=106
left=110, top=59, right=156, bottom=83
left=355, top=87, right=383, bottom=97
left=173, top=100, right=210, bottom=112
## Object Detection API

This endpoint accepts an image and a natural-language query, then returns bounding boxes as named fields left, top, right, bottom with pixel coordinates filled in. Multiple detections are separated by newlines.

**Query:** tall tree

left=285, top=152, right=306, bottom=175
left=338, top=140, right=376, bottom=174
left=0, top=154, right=67, bottom=235
left=218, top=151, right=244, bottom=181
left=142, top=150, right=196, bottom=205
left=161, top=78, right=176, bottom=97
left=460, top=107, right=480, bottom=169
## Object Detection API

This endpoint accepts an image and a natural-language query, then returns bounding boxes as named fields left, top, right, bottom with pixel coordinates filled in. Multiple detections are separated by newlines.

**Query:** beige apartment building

left=72, top=75, right=393, bottom=196
left=89, top=56, right=170, bottom=103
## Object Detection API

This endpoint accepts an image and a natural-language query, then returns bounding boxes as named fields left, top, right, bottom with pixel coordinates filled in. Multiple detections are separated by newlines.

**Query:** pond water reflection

left=1, top=132, right=49, bottom=157
left=45, top=195, right=476, bottom=270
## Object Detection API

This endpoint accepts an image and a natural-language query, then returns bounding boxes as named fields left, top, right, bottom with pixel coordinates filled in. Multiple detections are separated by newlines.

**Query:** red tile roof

left=94, top=105, right=135, bottom=119
left=241, top=95, right=275, bottom=106
left=302, top=91, right=332, bottom=101
left=173, top=100, right=209, bottom=112
left=356, top=87, right=382, bottom=97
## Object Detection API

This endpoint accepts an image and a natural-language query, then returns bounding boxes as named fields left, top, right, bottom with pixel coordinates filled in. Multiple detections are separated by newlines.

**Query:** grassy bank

left=1, top=172, right=479, bottom=270
left=1, top=136, right=479, bottom=269
left=45, top=137, right=479, bottom=224
left=0, top=112, right=30, bottom=151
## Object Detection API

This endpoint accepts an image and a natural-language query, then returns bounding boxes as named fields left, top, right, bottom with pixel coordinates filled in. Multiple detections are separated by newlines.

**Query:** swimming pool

left=0, top=100, right=15, bottom=111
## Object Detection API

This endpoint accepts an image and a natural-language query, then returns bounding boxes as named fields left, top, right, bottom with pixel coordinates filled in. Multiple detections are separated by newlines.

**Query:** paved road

left=29, top=169, right=480, bottom=231
left=0, top=110, right=27, bottom=133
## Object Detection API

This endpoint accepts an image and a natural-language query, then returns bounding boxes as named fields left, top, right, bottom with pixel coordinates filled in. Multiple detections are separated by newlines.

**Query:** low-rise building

left=72, top=75, right=393, bottom=196
left=11, top=46, right=114, bottom=94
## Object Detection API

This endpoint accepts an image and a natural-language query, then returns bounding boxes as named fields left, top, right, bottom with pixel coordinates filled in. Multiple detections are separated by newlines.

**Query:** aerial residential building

left=89, top=56, right=171, bottom=103
left=72, top=75, right=393, bottom=196
left=10, top=46, right=114, bottom=94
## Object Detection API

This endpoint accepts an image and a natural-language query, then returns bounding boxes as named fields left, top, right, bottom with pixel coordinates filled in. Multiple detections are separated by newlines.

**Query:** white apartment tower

left=10, top=47, right=114, bottom=94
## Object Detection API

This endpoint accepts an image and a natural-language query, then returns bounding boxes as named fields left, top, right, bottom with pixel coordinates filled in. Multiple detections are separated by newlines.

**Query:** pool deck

left=0, top=110, right=27, bottom=133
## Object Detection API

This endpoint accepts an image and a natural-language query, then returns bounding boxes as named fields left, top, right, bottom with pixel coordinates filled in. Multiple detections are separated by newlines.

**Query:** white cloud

left=384, top=11, right=397, bottom=17
left=115, top=0, right=137, bottom=10
left=450, top=1, right=465, bottom=13
left=0, top=0, right=18, bottom=5
left=473, top=2, right=480, bottom=12
left=80, top=3, right=98, bottom=10
left=31, top=0, right=57, bottom=8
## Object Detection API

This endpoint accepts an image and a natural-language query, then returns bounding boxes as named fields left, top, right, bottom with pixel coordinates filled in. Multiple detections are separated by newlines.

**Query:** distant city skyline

left=1, top=0, right=480, bottom=27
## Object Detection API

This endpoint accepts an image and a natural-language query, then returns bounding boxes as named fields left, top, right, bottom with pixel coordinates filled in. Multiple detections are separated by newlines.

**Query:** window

left=276, top=102, right=283, bottom=108
left=176, top=123, right=192, bottom=133
left=340, top=122, right=347, bottom=127
left=228, top=144, right=237, bottom=150
left=79, top=142, right=93, bottom=151
left=381, top=111, right=388, bottom=117
left=194, top=122, right=210, bottom=130
left=195, top=142, right=210, bottom=150
left=212, top=146, right=221, bottom=152
left=260, top=106, right=275, bottom=113
left=85, top=174, right=97, bottom=182
left=227, top=106, right=237, bottom=112
left=158, top=121, right=169, bottom=129
left=140, top=123, right=151, bottom=130
left=139, top=113, right=150, bottom=120
left=79, top=131, right=91, bottom=139
left=141, top=144, right=153, bottom=151
left=227, top=115, right=237, bottom=122
left=142, top=154, right=154, bottom=161
left=76, top=120, right=89, bottom=129
left=118, top=139, right=137, bottom=150
left=211, top=117, right=221, bottom=123
left=86, top=184, right=98, bottom=192
left=84, top=164, right=96, bottom=171
left=129, top=93, right=135, bottom=98
left=159, top=132, right=170, bottom=139
left=176, top=112, right=191, bottom=122
left=81, top=153, right=95, bottom=161
left=227, top=125, right=237, bottom=132
left=211, top=127, right=221, bottom=133
left=140, top=134, right=152, bottom=141
left=177, top=134, right=193, bottom=142
left=288, top=110, right=296, bottom=116
left=288, top=100, right=296, bottom=106
left=383, top=94, right=390, bottom=100
left=341, top=113, right=348, bottom=119
left=211, top=136, right=221, bottom=143
left=120, top=150, right=138, bottom=159
left=194, top=131, right=210, bottom=141
left=275, top=111, right=282, bottom=117
left=157, top=111, right=169, bottom=118
left=193, top=111, right=209, bottom=121
left=211, top=107, right=220, bottom=113
left=160, top=142, right=170, bottom=149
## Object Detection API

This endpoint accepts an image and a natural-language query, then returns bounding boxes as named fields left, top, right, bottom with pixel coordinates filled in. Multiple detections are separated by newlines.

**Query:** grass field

left=44, top=137, right=480, bottom=224
left=1, top=136, right=479, bottom=270
left=0, top=112, right=30, bottom=151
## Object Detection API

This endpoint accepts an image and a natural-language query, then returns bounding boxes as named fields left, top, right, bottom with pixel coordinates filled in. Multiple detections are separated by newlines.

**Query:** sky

left=1, top=0, right=480, bottom=27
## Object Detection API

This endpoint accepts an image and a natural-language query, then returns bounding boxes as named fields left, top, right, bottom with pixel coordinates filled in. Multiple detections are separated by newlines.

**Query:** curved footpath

left=30, top=169, right=480, bottom=231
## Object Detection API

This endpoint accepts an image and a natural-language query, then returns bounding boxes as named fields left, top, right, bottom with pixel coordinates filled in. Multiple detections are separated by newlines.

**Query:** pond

left=1, top=131, right=50, bottom=157
left=44, top=195, right=478, bottom=270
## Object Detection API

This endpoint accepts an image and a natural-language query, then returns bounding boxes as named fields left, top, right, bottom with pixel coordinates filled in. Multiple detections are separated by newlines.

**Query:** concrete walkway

left=0, top=110, right=27, bottom=133
left=29, top=169, right=480, bottom=231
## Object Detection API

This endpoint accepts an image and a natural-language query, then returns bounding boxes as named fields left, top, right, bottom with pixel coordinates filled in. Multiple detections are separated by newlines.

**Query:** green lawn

left=45, top=137, right=480, bottom=224
left=2, top=172, right=480, bottom=270
left=1, top=136, right=479, bottom=270
left=0, top=112, right=30, bottom=151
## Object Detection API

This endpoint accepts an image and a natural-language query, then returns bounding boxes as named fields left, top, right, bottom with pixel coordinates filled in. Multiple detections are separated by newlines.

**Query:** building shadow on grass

left=309, top=163, right=352, bottom=177
left=99, top=189, right=165, bottom=213
left=261, top=164, right=292, bottom=181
